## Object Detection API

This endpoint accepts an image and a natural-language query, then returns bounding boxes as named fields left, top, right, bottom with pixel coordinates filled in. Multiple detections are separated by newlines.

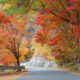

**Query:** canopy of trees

left=0, top=0, right=80, bottom=70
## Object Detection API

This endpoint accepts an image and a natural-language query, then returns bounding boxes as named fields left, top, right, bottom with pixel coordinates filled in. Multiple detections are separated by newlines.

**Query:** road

left=17, top=68, right=80, bottom=80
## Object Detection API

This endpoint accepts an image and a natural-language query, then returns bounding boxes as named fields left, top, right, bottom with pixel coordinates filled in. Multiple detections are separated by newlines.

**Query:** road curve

left=17, top=68, right=80, bottom=80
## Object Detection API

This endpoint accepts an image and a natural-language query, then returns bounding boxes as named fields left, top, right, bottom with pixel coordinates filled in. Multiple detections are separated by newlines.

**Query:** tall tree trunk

left=16, top=57, right=21, bottom=71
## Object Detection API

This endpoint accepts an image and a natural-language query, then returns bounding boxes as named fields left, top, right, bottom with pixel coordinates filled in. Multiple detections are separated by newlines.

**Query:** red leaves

left=66, top=5, right=74, bottom=12
left=0, top=11, right=14, bottom=25
left=50, top=34, right=61, bottom=45
left=50, top=38, right=58, bottom=45
left=34, top=13, right=45, bottom=26
left=45, top=8, right=53, bottom=13
left=75, top=27, right=80, bottom=34
left=52, top=52, right=61, bottom=59
left=34, top=28, right=62, bottom=46
left=41, top=0, right=79, bottom=26
left=73, top=27, right=80, bottom=37
left=0, top=12, right=6, bottom=23
left=2, top=17, right=10, bottom=25
left=70, top=25, right=80, bottom=40
left=0, top=12, right=5, bottom=19
left=69, top=0, right=77, bottom=3
left=70, top=14, right=78, bottom=24
left=43, top=8, right=53, bottom=14
left=34, top=13, right=55, bottom=27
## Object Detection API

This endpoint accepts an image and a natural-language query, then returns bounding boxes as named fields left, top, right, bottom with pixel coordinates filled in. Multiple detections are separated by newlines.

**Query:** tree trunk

left=16, top=57, right=21, bottom=71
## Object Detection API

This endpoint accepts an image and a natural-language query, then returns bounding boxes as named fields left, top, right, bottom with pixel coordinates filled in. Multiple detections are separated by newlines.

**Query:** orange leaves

left=0, top=11, right=28, bottom=65
left=34, top=12, right=62, bottom=46
left=0, top=28, right=9, bottom=46
left=35, top=28, right=49, bottom=44
left=44, top=0, right=57, bottom=5
left=16, top=20, right=26, bottom=32
left=34, top=26, right=62, bottom=46
left=2, top=54, right=16, bottom=65
left=33, top=0, right=80, bottom=64
left=35, top=13, right=62, bottom=30
left=7, top=15, right=16, bottom=23
left=40, top=0, right=80, bottom=25
left=0, top=12, right=17, bottom=26
left=11, top=16, right=27, bottom=33
left=0, top=11, right=26, bottom=32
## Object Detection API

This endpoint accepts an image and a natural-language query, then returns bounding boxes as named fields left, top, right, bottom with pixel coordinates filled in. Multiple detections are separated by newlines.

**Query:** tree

left=0, top=0, right=34, bottom=15
left=34, top=0, right=80, bottom=69
left=0, top=11, right=28, bottom=71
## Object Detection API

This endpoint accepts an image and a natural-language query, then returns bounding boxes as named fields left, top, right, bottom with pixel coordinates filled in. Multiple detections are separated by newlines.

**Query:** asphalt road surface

left=17, top=68, right=80, bottom=80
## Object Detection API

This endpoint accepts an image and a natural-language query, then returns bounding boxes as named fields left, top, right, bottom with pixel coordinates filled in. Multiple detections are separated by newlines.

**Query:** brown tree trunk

left=16, top=57, right=21, bottom=71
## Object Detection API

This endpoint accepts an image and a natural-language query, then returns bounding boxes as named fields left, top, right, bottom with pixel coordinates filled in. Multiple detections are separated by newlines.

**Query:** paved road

left=17, top=68, right=80, bottom=80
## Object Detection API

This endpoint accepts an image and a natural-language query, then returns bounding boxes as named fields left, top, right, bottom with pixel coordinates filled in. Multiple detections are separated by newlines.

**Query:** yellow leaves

left=19, top=37, right=29, bottom=61
left=47, top=55, right=55, bottom=61
left=32, top=39, right=55, bottom=61
left=10, top=0, right=17, bottom=6
left=29, top=9, right=36, bottom=16
left=3, top=3, right=11, bottom=9
left=19, top=48, right=29, bottom=62
left=20, top=48, right=29, bottom=56
left=3, top=0, right=17, bottom=9
left=19, top=56, right=25, bottom=62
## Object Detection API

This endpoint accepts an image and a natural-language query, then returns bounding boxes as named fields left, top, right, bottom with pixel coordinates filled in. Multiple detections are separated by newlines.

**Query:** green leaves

left=4, top=6, right=18, bottom=15
left=4, top=6, right=26, bottom=15
left=73, top=48, right=80, bottom=54
left=0, top=0, right=35, bottom=16
left=0, top=0, right=11, bottom=3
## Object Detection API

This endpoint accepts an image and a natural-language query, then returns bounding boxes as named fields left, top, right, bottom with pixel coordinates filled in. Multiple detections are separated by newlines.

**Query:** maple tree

left=0, top=0, right=37, bottom=68
left=0, top=0, right=80, bottom=70
left=0, top=11, right=29, bottom=70
left=34, top=0, right=80, bottom=68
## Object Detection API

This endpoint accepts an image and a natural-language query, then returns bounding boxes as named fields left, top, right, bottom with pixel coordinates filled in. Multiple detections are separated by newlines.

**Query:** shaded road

left=17, top=68, right=80, bottom=80
left=17, top=71, right=80, bottom=80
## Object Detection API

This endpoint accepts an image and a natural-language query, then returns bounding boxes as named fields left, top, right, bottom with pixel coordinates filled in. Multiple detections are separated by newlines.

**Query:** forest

left=0, top=0, right=80, bottom=70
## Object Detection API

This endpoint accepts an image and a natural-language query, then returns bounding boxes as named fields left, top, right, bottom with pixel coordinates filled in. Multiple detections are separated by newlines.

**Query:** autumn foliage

left=0, top=0, right=80, bottom=69
left=0, top=11, right=28, bottom=67
left=34, top=0, right=80, bottom=68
